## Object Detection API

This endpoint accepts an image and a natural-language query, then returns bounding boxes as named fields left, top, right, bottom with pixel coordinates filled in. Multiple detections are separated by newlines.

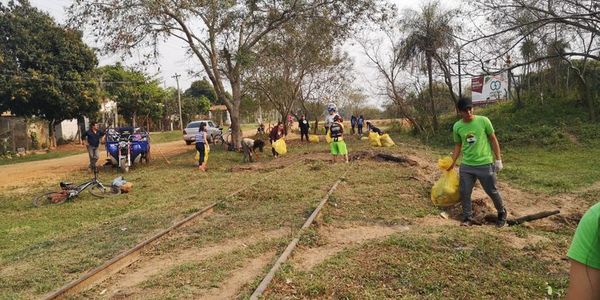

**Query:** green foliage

left=96, top=64, right=165, bottom=126
left=184, top=79, right=218, bottom=104
left=0, top=1, right=100, bottom=125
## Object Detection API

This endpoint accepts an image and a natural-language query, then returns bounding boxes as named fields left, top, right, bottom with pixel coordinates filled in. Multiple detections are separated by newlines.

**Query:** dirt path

left=0, top=129, right=266, bottom=191
left=0, top=140, right=190, bottom=191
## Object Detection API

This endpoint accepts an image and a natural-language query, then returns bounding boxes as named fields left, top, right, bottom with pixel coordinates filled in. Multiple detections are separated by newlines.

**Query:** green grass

left=402, top=97, right=600, bottom=194
left=0, top=150, right=84, bottom=166
left=265, top=228, right=568, bottom=299
left=0, top=133, right=581, bottom=298
left=149, top=130, right=183, bottom=144
left=501, top=145, right=600, bottom=194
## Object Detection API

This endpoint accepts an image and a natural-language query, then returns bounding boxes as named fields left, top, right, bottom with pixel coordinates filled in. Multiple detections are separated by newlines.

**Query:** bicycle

left=213, top=128, right=233, bottom=151
left=32, top=166, right=121, bottom=207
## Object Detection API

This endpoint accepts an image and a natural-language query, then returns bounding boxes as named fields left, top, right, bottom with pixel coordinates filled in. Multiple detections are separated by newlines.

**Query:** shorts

left=330, top=140, right=348, bottom=155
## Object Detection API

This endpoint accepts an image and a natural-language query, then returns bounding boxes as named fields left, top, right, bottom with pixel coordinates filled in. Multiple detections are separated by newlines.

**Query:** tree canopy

left=0, top=0, right=100, bottom=145
left=97, top=64, right=165, bottom=128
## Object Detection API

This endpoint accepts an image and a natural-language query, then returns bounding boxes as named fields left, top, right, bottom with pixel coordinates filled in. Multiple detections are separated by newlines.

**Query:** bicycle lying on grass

left=32, top=166, right=120, bottom=207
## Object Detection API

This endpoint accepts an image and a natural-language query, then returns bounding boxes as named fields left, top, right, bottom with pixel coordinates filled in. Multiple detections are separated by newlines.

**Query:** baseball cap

left=456, top=97, right=473, bottom=111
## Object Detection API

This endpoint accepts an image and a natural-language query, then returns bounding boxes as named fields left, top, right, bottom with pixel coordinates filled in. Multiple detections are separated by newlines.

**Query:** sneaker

left=496, top=210, right=508, bottom=228
left=460, top=218, right=474, bottom=226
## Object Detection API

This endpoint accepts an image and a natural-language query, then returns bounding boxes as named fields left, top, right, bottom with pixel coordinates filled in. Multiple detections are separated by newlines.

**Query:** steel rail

left=44, top=159, right=303, bottom=299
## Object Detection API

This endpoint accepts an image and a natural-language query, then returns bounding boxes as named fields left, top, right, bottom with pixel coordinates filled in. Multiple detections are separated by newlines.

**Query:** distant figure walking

left=350, top=114, right=357, bottom=135
left=357, top=115, right=365, bottom=135
left=299, top=115, right=310, bottom=142
left=82, top=121, right=105, bottom=171
left=195, top=123, right=209, bottom=172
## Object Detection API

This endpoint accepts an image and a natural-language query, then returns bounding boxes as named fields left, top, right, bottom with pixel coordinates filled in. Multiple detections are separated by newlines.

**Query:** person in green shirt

left=566, top=202, right=600, bottom=300
left=448, top=97, right=507, bottom=227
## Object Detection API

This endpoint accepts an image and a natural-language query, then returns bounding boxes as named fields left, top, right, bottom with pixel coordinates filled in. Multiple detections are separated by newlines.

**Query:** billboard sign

left=471, top=73, right=508, bottom=103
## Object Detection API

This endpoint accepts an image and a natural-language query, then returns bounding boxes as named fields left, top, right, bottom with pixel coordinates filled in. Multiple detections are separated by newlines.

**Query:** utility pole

left=172, top=73, right=183, bottom=130
left=457, top=49, right=462, bottom=97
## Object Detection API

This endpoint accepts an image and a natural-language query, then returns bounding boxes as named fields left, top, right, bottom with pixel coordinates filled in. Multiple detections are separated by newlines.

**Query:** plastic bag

left=309, top=135, right=320, bottom=143
left=380, top=134, right=395, bottom=147
left=195, top=146, right=210, bottom=163
left=325, top=134, right=332, bottom=144
left=431, top=156, right=460, bottom=207
left=111, top=176, right=126, bottom=187
left=368, top=132, right=382, bottom=147
left=272, top=139, right=287, bottom=155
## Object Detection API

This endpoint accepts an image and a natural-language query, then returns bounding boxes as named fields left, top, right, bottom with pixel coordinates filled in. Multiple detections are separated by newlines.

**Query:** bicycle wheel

left=32, top=191, right=68, bottom=207
left=89, top=184, right=121, bottom=198
left=213, top=135, right=224, bottom=145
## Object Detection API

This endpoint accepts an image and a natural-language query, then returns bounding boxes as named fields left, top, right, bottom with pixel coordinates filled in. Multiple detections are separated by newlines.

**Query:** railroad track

left=250, top=167, right=350, bottom=299
left=43, top=158, right=303, bottom=299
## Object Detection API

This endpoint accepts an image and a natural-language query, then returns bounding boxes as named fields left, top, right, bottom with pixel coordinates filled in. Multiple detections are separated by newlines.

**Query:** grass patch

left=0, top=150, right=83, bottom=166
left=265, top=229, right=568, bottom=299
left=149, top=130, right=183, bottom=144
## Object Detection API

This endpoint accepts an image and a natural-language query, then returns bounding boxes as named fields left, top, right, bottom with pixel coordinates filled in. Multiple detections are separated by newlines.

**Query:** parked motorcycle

left=106, top=127, right=151, bottom=172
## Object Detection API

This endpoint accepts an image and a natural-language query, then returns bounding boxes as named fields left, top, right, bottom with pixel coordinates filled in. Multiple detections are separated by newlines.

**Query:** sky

left=16, top=0, right=461, bottom=101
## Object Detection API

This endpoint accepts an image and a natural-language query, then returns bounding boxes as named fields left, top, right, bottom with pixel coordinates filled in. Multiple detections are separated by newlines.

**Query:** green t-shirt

left=452, top=115, right=495, bottom=166
left=567, top=202, right=600, bottom=269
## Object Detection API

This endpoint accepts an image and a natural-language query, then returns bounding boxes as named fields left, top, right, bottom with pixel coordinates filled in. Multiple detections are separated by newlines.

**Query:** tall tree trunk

left=426, top=55, right=438, bottom=131
left=229, top=80, right=243, bottom=150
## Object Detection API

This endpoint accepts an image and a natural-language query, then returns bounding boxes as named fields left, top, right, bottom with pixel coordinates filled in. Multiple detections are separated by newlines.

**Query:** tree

left=184, top=79, right=218, bottom=104
left=398, top=1, right=458, bottom=132
left=246, top=12, right=354, bottom=133
left=0, top=0, right=100, bottom=147
left=69, top=0, right=379, bottom=149
left=97, top=64, right=165, bottom=128
left=468, top=0, right=600, bottom=121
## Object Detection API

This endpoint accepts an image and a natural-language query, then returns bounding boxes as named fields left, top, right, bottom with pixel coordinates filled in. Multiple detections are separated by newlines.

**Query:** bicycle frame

left=64, top=167, right=109, bottom=198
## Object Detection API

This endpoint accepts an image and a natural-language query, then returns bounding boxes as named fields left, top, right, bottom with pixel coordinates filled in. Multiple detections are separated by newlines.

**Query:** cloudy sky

left=15, top=0, right=462, bottom=97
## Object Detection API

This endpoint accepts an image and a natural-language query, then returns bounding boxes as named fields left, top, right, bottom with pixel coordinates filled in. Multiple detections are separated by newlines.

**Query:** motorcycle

left=106, top=127, right=151, bottom=172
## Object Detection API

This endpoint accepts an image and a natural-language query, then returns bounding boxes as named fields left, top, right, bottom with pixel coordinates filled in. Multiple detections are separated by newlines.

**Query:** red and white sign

left=471, top=73, right=508, bottom=103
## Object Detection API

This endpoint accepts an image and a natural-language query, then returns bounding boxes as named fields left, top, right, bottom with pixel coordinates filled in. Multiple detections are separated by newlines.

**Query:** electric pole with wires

left=172, top=73, right=183, bottom=130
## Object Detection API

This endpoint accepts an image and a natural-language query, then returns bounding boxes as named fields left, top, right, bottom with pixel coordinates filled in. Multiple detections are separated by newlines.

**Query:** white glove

left=494, top=160, right=503, bottom=172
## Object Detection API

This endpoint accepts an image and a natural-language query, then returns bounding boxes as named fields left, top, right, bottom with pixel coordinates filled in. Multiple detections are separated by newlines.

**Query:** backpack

left=330, top=123, right=343, bottom=139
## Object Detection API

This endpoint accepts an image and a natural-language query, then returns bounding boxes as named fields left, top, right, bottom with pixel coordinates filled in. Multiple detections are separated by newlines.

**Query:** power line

left=0, top=72, right=148, bottom=85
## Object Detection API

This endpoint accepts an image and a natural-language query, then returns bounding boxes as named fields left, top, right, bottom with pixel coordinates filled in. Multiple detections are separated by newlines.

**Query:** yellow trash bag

left=272, top=139, right=287, bottom=155
left=309, top=135, right=320, bottom=143
left=368, top=132, right=382, bottom=147
left=325, top=134, right=332, bottom=144
left=195, top=144, right=210, bottom=163
left=380, top=134, right=395, bottom=147
left=431, top=156, right=460, bottom=207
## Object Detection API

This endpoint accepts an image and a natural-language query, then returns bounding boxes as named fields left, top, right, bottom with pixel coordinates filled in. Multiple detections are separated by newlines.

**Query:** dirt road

left=0, top=140, right=190, bottom=191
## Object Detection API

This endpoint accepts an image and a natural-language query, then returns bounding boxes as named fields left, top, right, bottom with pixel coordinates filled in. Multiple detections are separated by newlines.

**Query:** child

left=195, top=123, right=209, bottom=171
left=242, top=138, right=265, bottom=162
left=329, top=115, right=349, bottom=163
